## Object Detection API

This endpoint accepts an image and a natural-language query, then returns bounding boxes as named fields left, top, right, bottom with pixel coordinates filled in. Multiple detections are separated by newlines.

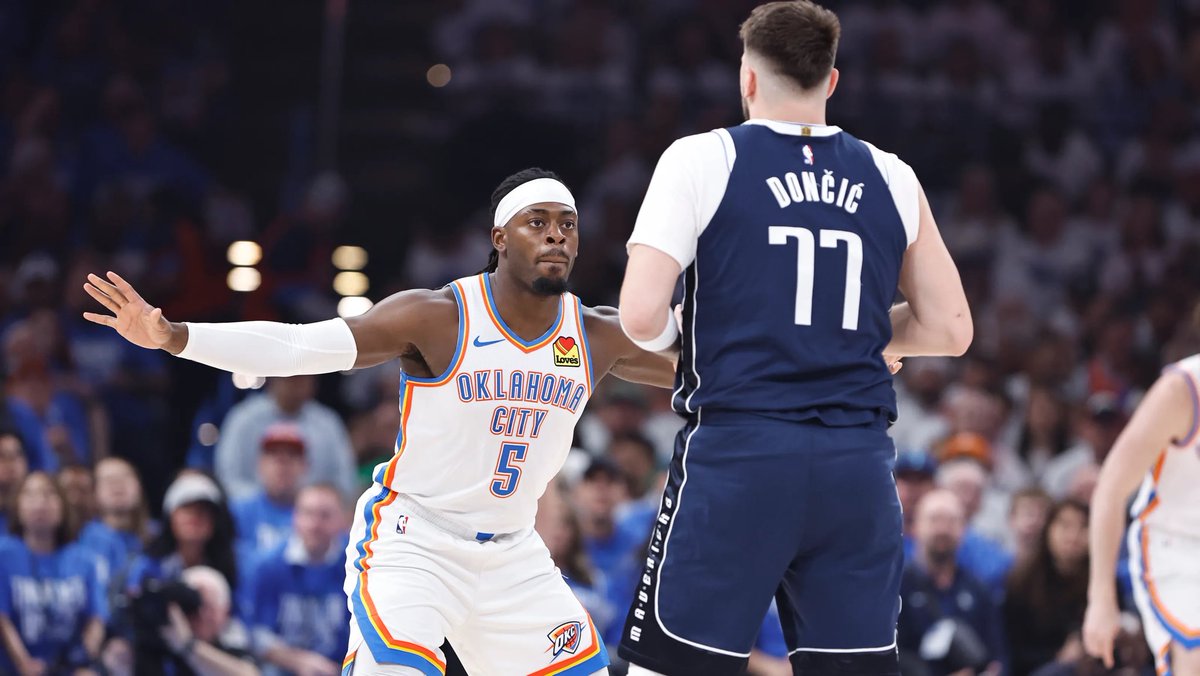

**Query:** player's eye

left=561, top=221, right=576, bottom=230
left=529, top=218, right=545, bottom=228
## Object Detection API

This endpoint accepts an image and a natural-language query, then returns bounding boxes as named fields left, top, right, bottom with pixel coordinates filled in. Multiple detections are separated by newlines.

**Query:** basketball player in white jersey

left=81, top=168, right=676, bottom=676
left=1083, top=349, right=1200, bottom=675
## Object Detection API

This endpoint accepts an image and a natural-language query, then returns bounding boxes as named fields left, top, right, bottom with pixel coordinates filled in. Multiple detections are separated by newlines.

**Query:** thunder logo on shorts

left=546, top=620, right=584, bottom=659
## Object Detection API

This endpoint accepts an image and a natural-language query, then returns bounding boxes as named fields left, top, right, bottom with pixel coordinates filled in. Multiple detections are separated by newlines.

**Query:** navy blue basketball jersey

left=631, top=120, right=919, bottom=426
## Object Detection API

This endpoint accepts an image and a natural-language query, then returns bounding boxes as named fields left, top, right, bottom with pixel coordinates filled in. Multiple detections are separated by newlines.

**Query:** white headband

left=493, top=178, right=576, bottom=228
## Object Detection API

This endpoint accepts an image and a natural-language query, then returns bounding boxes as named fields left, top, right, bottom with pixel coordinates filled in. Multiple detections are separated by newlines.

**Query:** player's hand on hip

left=83, top=271, right=173, bottom=350
left=1082, top=598, right=1121, bottom=668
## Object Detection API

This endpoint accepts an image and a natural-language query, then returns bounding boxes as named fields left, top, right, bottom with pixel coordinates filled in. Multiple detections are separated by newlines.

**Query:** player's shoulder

left=662, top=129, right=735, bottom=168
left=851, top=136, right=917, bottom=188
left=362, top=285, right=459, bottom=322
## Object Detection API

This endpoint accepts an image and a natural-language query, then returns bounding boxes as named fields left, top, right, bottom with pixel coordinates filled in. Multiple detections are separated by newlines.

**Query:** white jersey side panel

left=372, top=274, right=594, bottom=534
left=1130, top=353, right=1200, bottom=536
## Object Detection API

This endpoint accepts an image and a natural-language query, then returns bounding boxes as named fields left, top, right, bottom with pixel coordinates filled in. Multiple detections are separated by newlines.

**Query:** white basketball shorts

left=1128, top=521, right=1200, bottom=673
left=340, top=483, right=609, bottom=676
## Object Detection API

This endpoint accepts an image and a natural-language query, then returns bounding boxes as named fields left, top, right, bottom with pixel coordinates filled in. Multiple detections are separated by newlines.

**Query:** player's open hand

left=82, top=271, right=172, bottom=350
left=1082, top=598, right=1121, bottom=668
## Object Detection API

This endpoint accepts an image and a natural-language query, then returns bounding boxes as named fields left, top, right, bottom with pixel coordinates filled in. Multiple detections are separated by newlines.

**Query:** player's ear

left=740, top=58, right=756, bottom=101
left=492, top=226, right=507, bottom=253
left=825, top=68, right=840, bottom=100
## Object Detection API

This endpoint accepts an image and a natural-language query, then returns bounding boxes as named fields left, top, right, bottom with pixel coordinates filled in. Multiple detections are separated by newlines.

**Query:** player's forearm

left=1088, top=456, right=1140, bottom=606
left=173, top=319, right=358, bottom=377
left=885, top=302, right=972, bottom=357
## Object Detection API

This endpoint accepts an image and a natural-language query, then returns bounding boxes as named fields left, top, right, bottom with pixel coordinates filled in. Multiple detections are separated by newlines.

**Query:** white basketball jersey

left=1131, top=354, right=1200, bottom=536
left=371, top=273, right=594, bottom=535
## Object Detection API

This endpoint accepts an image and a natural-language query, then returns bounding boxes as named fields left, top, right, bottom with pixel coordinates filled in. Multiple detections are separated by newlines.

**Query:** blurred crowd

left=0, top=0, right=1199, bottom=674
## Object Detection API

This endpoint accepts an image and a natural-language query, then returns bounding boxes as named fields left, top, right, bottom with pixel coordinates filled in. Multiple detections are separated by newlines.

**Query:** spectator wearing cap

left=248, top=484, right=349, bottom=676
left=936, top=436, right=1014, bottom=599
left=127, top=471, right=239, bottom=595
left=215, top=376, right=356, bottom=501
left=895, top=448, right=938, bottom=560
left=898, top=489, right=1005, bottom=676
left=0, top=471, right=107, bottom=675
left=0, top=430, right=30, bottom=532
left=1040, top=392, right=1126, bottom=500
left=231, top=423, right=308, bottom=567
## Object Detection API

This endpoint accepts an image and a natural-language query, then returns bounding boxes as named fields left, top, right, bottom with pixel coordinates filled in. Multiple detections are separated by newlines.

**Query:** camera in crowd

left=111, top=577, right=202, bottom=659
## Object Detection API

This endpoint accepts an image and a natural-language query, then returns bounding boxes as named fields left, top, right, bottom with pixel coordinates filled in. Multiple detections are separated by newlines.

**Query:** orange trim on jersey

left=1138, top=459, right=1200, bottom=642
left=342, top=651, right=356, bottom=669
left=478, top=275, right=564, bottom=353
left=381, top=385, right=417, bottom=486
left=572, top=299, right=594, bottom=396
left=1156, top=644, right=1170, bottom=675
left=526, top=619, right=602, bottom=676
left=355, top=489, right=448, bottom=672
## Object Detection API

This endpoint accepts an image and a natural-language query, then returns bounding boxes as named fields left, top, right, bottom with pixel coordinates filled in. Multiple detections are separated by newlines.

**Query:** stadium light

left=197, top=423, right=220, bottom=446
left=332, top=245, right=368, bottom=270
left=427, top=64, right=452, bottom=88
left=227, top=267, right=262, bottom=292
left=334, top=271, right=369, bottom=296
left=338, top=296, right=373, bottom=318
left=226, top=241, right=262, bottom=267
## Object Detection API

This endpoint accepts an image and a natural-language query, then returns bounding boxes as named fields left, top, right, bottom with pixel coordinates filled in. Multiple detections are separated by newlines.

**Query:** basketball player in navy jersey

left=616, top=3, right=972, bottom=675
left=82, top=168, right=677, bottom=676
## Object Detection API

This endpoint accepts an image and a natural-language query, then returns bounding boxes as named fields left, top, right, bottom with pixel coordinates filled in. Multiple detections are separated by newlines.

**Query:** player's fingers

left=87, top=273, right=128, bottom=305
left=83, top=283, right=121, bottom=313
left=1099, top=636, right=1115, bottom=669
left=81, top=312, right=115, bottom=327
left=106, top=270, right=144, bottom=302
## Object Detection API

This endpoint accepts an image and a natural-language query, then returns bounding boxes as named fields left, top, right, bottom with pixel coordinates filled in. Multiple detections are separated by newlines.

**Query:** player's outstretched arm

left=83, top=270, right=452, bottom=375
left=886, top=187, right=973, bottom=357
left=584, top=306, right=677, bottom=389
left=1082, top=370, right=1194, bottom=668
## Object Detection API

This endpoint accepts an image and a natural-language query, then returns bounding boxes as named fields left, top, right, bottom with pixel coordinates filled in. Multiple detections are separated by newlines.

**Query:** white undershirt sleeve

left=862, top=141, right=921, bottom=247
left=176, top=318, right=359, bottom=377
left=626, top=130, right=735, bottom=269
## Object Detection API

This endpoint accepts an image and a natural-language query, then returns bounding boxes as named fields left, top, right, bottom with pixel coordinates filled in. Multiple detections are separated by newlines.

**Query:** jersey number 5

left=768, top=226, right=863, bottom=330
left=490, top=442, right=528, bottom=498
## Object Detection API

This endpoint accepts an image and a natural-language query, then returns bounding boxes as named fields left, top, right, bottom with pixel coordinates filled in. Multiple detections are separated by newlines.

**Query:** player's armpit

left=343, top=287, right=459, bottom=368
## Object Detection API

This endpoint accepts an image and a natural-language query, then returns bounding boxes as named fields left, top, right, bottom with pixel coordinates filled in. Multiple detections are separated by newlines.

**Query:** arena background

left=0, top=0, right=1198, bottom=674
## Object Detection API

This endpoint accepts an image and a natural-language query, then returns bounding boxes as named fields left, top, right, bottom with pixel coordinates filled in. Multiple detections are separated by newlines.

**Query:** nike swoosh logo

left=473, top=336, right=505, bottom=347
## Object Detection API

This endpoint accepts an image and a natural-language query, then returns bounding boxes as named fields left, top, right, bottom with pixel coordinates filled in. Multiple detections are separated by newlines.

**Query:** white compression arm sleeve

left=176, top=318, right=359, bottom=377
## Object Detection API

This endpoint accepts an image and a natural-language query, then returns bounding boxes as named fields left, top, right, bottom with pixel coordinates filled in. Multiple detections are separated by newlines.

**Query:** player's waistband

left=389, top=490, right=520, bottom=542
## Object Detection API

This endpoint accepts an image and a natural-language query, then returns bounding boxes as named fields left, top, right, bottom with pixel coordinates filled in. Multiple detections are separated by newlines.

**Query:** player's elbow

left=618, top=301, right=664, bottom=341
left=943, top=312, right=973, bottom=356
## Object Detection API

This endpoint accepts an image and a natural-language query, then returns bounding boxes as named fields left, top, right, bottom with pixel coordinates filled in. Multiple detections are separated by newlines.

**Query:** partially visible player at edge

left=617, top=2, right=972, bottom=675
left=1083, top=336, right=1200, bottom=675
left=82, top=168, right=677, bottom=676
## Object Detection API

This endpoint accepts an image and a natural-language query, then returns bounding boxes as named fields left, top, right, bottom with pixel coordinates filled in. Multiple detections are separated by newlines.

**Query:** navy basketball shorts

left=617, top=412, right=904, bottom=675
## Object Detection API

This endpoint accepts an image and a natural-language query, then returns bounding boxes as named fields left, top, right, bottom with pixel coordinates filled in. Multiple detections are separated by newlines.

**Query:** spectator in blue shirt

left=0, top=431, right=30, bottom=532
left=250, top=484, right=349, bottom=676
left=78, top=457, right=152, bottom=595
left=232, top=423, right=308, bottom=568
left=0, top=471, right=107, bottom=674
left=899, top=489, right=1005, bottom=676
left=572, top=457, right=640, bottom=575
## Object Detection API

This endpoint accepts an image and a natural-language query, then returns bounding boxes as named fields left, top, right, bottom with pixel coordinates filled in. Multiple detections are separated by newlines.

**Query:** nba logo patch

left=803, top=145, right=815, bottom=165
left=553, top=336, right=580, bottom=367
left=396, top=515, right=409, bottom=535
left=546, top=621, right=584, bottom=659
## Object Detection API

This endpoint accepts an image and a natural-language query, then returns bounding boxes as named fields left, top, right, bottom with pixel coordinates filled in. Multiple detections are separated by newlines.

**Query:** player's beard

left=532, top=276, right=568, bottom=296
